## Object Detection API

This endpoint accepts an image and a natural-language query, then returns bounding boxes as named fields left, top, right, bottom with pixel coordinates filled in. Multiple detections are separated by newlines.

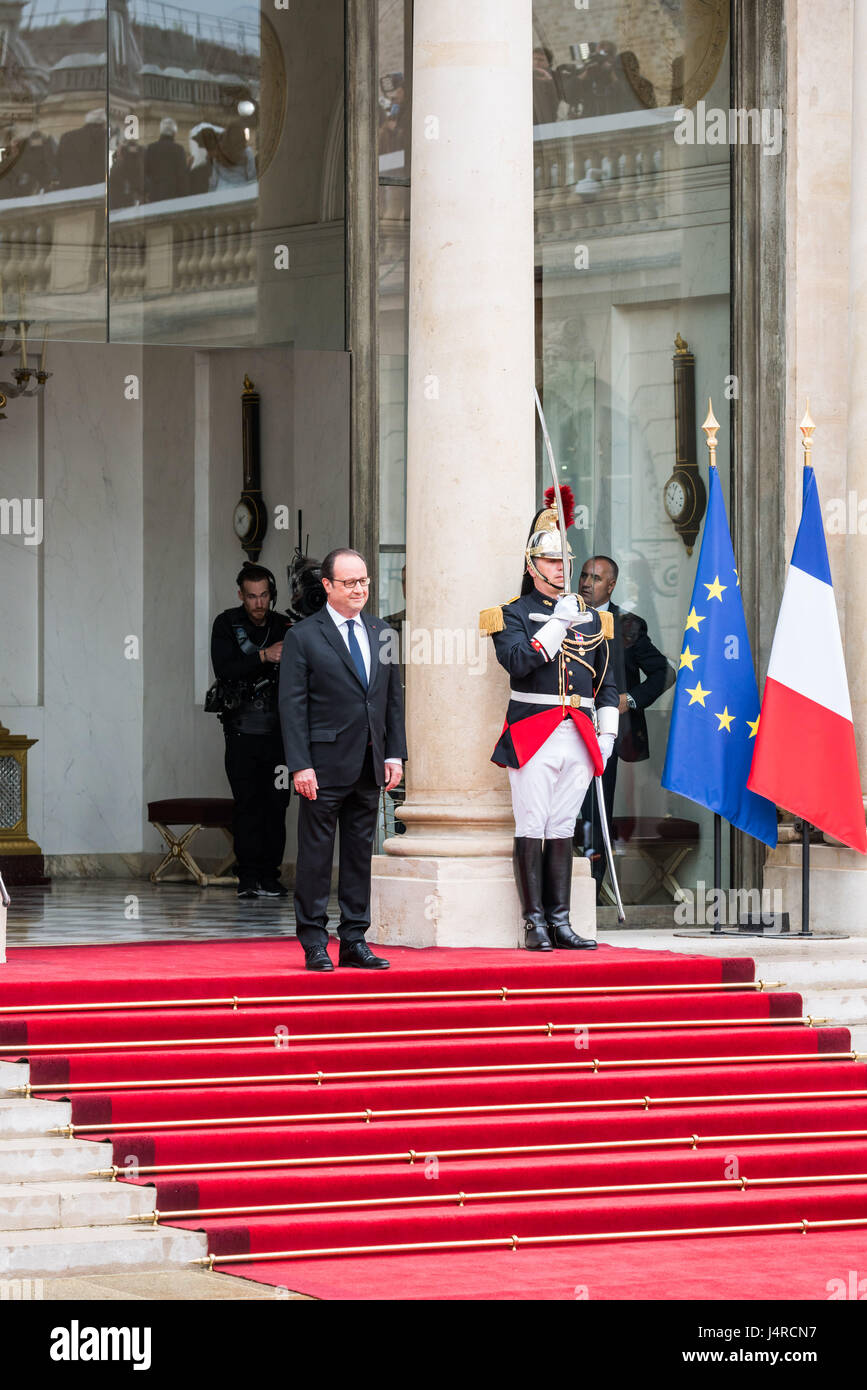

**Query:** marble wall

left=1, top=342, right=350, bottom=866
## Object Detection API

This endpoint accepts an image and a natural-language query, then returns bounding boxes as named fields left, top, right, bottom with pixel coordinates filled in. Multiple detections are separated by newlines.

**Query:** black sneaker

left=237, top=882, right=259, bottom=899
left=257, top=879, right=289, bottom=897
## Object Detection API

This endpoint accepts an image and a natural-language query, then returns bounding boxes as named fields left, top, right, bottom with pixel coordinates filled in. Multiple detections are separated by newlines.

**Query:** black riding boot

left=542, top=838, right=598, bottom=949
left=512, top=837, right=553, bottom=951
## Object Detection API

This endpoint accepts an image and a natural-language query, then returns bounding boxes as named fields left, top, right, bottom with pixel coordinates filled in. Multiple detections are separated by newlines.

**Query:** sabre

left=534, top=388, right=626, bottom=923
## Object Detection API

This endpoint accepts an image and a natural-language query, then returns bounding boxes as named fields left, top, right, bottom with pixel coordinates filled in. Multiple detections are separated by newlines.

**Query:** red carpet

left=2, top=938, right=865, bottom=1299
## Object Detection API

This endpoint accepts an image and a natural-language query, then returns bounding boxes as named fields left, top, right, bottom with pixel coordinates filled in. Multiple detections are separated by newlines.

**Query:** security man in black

left=211, top=563, right=292, bottom=898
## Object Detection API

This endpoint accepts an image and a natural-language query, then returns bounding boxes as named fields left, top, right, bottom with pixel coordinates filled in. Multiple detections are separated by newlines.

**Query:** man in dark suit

left=144, top=118, right=189, bottom=202
left=279, top=548, right=406, bottom=971
left=577, top=555, right=672, bottom=899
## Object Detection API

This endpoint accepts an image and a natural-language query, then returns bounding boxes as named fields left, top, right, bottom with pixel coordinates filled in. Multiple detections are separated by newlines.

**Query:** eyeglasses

left=333, top=577, right=370, bottom=591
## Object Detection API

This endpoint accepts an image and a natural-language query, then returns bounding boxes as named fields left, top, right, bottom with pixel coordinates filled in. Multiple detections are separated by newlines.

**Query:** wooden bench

left=148, top=798, right=237, bottom=887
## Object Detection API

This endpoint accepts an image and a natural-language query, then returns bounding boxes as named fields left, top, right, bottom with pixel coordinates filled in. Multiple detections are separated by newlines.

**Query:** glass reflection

left=532, top=0, right=732, bottom=911
left=0, top=0, right=345, bottom=347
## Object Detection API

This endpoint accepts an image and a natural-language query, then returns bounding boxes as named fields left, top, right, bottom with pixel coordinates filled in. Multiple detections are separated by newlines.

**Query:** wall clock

left=617, top=0, right=729, bottom=109
left=663, top=334, right=706, bottom=554
left=234, top=375, right=267, bottom=562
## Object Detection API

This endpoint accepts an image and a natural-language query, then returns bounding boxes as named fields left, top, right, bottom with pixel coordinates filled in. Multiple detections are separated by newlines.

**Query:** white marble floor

left=3, top=879, right=334, bottom=948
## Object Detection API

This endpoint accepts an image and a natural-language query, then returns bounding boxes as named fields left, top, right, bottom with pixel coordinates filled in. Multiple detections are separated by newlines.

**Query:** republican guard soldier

left=481, top=488, right=620, bottom=950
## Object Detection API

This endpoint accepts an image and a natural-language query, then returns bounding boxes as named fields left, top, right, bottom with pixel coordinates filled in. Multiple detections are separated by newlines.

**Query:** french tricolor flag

left=747, top=465, right=867, bottom=852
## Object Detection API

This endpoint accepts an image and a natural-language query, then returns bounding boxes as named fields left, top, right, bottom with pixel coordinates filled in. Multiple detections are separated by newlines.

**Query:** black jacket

left=210, top=606, right=290, bottom=734
left=145, top=135, right=189, bottom=202
left=490, top=587, right=619, bottom=768
left=278, top=607, right=407, bottom=788
left=606, top=600, right=672, bottom=762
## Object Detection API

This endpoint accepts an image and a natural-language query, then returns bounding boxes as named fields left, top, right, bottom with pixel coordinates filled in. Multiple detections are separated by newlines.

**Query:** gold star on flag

left=734, top=568, right=740, bottom=587
left=686, top=681, right=710, bottom=707
left=747, top=715, right=760, bottom=738
left=715, top=707, right=735, bottom=732
left=679, top=646, right=698, bottom=671
left=684, top=607, right=705, bottom=633
left=704, top=575, right=727, bottom=602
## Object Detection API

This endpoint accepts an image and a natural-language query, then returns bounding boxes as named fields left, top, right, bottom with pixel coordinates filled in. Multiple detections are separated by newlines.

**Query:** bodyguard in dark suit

left=578, top=556, right=672, bottom=897
left=279, top=548, right=407, bottom=971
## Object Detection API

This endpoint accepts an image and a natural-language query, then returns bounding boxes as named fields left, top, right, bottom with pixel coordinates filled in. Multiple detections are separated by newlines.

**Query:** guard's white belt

left=509, top=691, right=595, bottom=710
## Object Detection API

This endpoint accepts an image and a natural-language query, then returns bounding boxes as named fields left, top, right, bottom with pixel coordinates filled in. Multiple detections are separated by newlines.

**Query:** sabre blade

left=534, top=387, right=571, bottom=593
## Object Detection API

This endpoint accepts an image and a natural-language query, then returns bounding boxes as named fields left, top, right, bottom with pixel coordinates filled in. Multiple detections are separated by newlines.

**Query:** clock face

left=618, top=0, right=729, bottom=109
left=233, top=499, right=255, bottom=540
left=664, top=475, right=688, bottom=522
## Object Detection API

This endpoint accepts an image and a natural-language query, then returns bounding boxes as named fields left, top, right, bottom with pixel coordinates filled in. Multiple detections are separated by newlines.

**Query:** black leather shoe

left=338, top=941, right=390, bottom=969
left=543, top=838, right=598, bottom=949
left=304, top=945, right=334, bottom=972
left=513, top=837, right=553, bottom=951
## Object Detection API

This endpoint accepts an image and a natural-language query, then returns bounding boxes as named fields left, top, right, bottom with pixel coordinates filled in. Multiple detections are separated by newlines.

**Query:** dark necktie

left=345, top=619, right=368, bottom=689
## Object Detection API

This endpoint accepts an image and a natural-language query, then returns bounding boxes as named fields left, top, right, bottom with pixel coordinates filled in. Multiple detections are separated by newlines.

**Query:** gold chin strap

left=525, top=557, right=587, bottom=604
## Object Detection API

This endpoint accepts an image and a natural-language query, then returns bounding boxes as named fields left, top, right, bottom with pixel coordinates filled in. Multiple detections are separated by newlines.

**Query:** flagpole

left=800, top=819, right=812, bottom=937
left=712, top=814, right=723, bottom=935
left=797, top=406, right=815, bottom=938
left=703, top=403, right=724, bottom=936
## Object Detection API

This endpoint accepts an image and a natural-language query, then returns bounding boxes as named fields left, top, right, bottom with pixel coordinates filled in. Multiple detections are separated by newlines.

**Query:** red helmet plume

left=543, top=484, right=575, bottom=529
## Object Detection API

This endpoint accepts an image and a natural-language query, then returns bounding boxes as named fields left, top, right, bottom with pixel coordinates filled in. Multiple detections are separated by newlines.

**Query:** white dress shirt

left=325, top=602, right=371, bottom=680
left=324, top=603, right=402, bottom=768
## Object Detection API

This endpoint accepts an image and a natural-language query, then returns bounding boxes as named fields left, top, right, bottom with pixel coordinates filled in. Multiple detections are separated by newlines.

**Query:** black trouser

left=294, top=748, right=380, bottom=950
left=223, top=727, right=291, bottom=885
left=579, top=751, right=618, bottom=893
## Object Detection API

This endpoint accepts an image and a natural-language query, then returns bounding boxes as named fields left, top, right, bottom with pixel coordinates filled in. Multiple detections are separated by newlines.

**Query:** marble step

left=0, top=1223, right=207, bottom=1279
left=0, top=1098, right=70, bottom=1137
left=0, top=1061, right=29, bottom=1096
left=0, top=1179, right=153, bottom=1231
left=0, top=1137, right=111, bottom=1183
left=793, top=988, right=867, bottom=1026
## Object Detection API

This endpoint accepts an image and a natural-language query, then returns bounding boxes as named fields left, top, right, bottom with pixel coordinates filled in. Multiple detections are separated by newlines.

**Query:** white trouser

left=508, top=718, right=596, bottom=839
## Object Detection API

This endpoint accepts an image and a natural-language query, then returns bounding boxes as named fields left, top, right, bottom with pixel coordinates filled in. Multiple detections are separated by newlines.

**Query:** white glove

left=552, top=593, right=581, bottom=626
left=598, top=733, right=616, bottom=768
left=533, top=594, right=581, bottom=659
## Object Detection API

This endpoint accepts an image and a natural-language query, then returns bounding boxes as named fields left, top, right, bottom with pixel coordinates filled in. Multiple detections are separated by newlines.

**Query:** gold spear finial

left=800, top=399, right=815, bottom=466
left=702, top=398, right=720, bottom=467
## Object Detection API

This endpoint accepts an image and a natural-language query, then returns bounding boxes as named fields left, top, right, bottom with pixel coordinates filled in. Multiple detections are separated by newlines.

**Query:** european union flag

left=661, top=465, right=778, bottom=847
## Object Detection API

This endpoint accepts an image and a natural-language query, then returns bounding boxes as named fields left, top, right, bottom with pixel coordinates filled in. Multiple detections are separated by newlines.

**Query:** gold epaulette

left=479, top=596, right=520, bottom=636
left=599, top=609, right=614, bottom=640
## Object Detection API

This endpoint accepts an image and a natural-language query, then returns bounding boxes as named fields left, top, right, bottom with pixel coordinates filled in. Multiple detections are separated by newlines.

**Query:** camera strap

left=233, top=621, right=270, bottom=656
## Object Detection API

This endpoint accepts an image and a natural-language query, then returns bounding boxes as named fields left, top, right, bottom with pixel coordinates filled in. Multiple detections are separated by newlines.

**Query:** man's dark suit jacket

left=144, top=135, right=189, bottom=202
left=607, top=600, right=672, bottom=763
left=278, top=607, right=407, bottom=788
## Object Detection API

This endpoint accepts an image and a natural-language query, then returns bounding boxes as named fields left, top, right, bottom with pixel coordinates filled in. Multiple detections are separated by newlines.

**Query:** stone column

left=370, top=0, right=595, bottom=947
left=764, top=0, right=867, bottom=932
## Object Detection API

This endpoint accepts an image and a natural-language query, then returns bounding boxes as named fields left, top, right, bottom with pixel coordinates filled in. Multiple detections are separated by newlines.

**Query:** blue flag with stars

left=661, top=466, right=777, bottom=847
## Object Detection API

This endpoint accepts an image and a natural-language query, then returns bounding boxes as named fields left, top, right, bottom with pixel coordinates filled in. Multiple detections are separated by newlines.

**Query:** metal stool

left=148, top=798, right=237, bottom=886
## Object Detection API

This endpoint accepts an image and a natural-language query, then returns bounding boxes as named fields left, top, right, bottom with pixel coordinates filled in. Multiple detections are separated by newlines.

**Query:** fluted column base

left=383, top=800, right=516, bottom=858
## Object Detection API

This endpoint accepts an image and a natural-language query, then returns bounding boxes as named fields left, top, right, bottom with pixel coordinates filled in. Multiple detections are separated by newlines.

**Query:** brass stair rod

left=0, top=980, right=783, bottom=1016
left=57, top=1087, right=867, bottom=1138
left=91, top=1128, right=867, bottom=1179
left=0, top=1015, right=826, bottom=1055
left=133, top=1170, right=867, bottom=1223
left=16, top=1051, right=864, bottom=1097
left=193, top=1215, right=867, bottom=1266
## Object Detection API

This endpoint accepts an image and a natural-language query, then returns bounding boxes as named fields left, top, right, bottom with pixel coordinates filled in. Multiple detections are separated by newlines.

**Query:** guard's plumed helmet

left=523, top=484, right=575, bottom=592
